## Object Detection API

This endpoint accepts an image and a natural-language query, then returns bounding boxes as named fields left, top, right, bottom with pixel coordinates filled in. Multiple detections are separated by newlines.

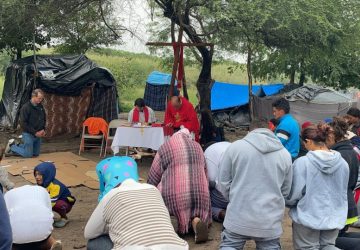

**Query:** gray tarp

left=254, top=85, right=356, bottom=125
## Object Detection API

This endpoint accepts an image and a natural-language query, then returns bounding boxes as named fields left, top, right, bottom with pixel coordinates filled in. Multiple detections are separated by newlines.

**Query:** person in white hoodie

left=219, top=120, right=293, bottom=249
left=286, top=124, right=349, bottom=250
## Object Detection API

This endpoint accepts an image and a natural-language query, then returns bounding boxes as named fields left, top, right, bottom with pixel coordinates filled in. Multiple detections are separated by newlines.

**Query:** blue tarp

left=211, top=81, right=284, bottom=111
left=146, top=71, right=177, bottom=86
left=146, top=71, right=284, bottom=111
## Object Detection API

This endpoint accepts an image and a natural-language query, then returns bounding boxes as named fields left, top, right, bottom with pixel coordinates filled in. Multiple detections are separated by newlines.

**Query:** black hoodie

left=331, top=140, right=359, bottom=219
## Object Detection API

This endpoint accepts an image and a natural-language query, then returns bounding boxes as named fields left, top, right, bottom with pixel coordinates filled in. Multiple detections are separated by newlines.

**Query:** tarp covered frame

left=0, top=54, right=118, bottom=134
left=254, top=85, right=357, bottom=124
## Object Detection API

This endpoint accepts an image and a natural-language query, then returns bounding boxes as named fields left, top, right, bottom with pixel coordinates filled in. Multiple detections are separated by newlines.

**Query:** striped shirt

left=85, top=179, right=188, bottom=250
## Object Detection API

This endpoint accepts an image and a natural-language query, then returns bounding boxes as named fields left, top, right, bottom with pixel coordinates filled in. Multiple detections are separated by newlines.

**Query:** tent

left=211, top=81, right=284, bottom=111
left=211, top=81, right=284, bottom=126
left=253, top=85, right=357, bottom=124
left=143, top=71, right=179, bottom=111
left=0, top=55, right=118, bottom=138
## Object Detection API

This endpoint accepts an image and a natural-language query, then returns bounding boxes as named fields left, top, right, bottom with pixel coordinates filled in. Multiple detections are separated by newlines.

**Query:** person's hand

left=166, top=123, right=173, bottom=127
left=35, top=130, right=46, bottom=137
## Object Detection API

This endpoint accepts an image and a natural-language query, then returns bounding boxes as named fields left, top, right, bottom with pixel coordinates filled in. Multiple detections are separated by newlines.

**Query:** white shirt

left=128, top=107, right=156, bottom=124
left=204, top=142, right=231, bottom=185
left=5, top=185, right=53, bottom=244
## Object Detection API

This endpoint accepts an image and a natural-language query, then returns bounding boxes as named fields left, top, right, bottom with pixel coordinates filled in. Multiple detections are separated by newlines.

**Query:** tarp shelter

left=211, top=81, right=284, bottom=111
left=253, top=85, right=356, bottom=124
left=210, top=81, right=284, bottom=127
left=0, top=55, right=118, bottom=138
left=143, top=71, right=179, bottom=111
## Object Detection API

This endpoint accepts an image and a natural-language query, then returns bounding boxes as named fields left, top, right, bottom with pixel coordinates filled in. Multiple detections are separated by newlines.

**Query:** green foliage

left=52, top=1, right=120, bottom=54
left=0, top=0, right=122, bottom=58
left=0, top=0, right=50, bottom=58
left=212, top=0, right=360, bottom=88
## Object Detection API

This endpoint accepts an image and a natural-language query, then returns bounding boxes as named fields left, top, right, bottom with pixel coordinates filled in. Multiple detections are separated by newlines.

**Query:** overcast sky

left=114, top=0, right=151, bottom=53
left=113, top=0, right=246, bottom=63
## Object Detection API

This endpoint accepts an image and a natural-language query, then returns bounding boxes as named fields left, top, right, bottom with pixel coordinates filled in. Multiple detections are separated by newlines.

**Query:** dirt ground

left=3, top=131, right=359, bottom=250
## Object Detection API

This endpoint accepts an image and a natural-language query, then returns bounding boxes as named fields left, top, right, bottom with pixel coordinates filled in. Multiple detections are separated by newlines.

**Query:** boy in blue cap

left=34, top=162, right=76, bottom=228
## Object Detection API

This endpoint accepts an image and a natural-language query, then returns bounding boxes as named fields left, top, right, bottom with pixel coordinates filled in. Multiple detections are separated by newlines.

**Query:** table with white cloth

left=111, top=126, right=166, bottom=155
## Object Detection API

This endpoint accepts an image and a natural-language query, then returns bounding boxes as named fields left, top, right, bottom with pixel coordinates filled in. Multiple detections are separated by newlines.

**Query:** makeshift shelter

left=211, top=81, right=285, bottom=126
left=0, top=55, right=118, bottom=138
left=253, top=85, right=357, bottom=124
left=143, top=71, right=179, bottom=111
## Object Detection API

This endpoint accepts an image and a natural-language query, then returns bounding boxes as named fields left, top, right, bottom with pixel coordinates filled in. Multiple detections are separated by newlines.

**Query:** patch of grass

left=1, top=48, right=284, bottom=112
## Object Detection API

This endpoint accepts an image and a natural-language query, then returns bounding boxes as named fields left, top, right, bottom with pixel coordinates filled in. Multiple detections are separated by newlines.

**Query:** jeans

left=87, top=235, right=113, bottom=250
left=220, top=228, right=281, bottom=250
left=10, top=132, right=41, bottom=158
left=336, top=227, right=360, bottom=250
left=210, top=188, right=228, bottom=222
left=292, top=222, right=339, bottom=250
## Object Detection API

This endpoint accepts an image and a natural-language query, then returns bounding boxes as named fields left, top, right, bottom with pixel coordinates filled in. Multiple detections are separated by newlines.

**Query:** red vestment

left=164, top=97, right=200, bottom=141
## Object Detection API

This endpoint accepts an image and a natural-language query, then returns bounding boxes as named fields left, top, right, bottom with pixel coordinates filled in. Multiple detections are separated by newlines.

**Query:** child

left=34, top=162, right=76, bottom=228
left=0, top=146, right=14, bottom=193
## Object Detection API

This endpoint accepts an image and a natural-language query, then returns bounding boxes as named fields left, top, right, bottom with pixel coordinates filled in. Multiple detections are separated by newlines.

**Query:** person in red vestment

left=165, top=96, right=200, bottom=141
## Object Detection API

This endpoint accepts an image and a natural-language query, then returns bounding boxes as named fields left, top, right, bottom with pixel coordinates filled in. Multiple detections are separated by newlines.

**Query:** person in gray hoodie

left=286, top=124, right=349, bottom=250
left=218, top=120, right=292, bottom=250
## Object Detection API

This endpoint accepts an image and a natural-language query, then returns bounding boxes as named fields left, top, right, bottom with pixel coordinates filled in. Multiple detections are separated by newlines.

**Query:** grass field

left=0, top=48, right=282, bottom=111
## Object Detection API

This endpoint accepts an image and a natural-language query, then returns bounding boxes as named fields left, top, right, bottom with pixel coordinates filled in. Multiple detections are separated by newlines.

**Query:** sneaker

left=53, top=218, right=69, bottom=228
left=50, top=240, right=62, bottom=250
left=5, top=139, right=15, bottom=154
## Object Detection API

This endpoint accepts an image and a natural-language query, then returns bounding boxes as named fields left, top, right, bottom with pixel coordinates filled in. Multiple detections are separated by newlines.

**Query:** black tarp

left=0, top=54, right=118, bottom=129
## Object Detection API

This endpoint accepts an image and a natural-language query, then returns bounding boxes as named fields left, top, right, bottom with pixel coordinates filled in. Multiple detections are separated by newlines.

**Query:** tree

left=50, top=1, right=121, bottom=54
left=212, top=0, right=272, bottom=119
left=0, top=0, right=127, bottom=58
left=150, top=0, right=221, bottom=144
left=0, top=0, right=50, bottom=59
left=252, top=0, right=360, bottom=87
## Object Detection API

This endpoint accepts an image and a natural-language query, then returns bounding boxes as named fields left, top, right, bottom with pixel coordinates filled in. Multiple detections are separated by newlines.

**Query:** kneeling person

left=85, top=156, right=188, bottom=250
left=204, top=141, right=231, bottom=222
left=34, top=162, right=76, bottom=228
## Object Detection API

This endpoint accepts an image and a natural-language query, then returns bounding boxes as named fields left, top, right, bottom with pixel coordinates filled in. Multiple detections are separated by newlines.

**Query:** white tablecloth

left=111, top=127, right=165, bottom=154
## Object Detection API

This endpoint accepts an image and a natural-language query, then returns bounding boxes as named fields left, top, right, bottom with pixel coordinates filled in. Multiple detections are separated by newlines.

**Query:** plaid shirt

left=148, top=133, right=212, bottom=234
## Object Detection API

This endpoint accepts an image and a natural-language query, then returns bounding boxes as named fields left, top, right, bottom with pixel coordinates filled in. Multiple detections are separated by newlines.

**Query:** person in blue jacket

left=272, top=98, right=300, bottom=159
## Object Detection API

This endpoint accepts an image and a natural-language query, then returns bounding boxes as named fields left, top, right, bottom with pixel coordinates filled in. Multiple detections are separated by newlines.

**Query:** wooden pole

left=168, top=26, right=184, bottom=99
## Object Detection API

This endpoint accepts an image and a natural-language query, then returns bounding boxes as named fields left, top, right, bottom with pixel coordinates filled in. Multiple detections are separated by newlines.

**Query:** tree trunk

left=289, top=69, right=295, bottom=84
left=16, top=49, right=22, bottom=60
left=247, top=45, right=254, bottom=122
left=299, top=72, right=305, bottom=86
left=196, top=47, right=214, bottom=145
left=299, top=60, right=305, bottom=86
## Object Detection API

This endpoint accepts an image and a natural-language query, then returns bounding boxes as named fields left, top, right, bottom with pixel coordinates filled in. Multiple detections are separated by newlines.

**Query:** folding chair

left=104, top=119, right=123, bottom=157
left=79, top=117, right=108, bottom=157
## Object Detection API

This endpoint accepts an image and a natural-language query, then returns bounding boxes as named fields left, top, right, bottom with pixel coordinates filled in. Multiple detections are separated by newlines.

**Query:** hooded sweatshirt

left=34, top=162, right=74, bottom=205
left=219, top=128, right=292, bottom=238
left=331, top=140, right=359, bottom=220
left=286, top=150, right=349, bottom=230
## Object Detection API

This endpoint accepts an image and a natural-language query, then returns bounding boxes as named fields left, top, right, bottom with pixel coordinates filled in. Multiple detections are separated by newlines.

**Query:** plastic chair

left=104, top=119, right=123, bottom=157
left=79, top=117, right=108, bottom=157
